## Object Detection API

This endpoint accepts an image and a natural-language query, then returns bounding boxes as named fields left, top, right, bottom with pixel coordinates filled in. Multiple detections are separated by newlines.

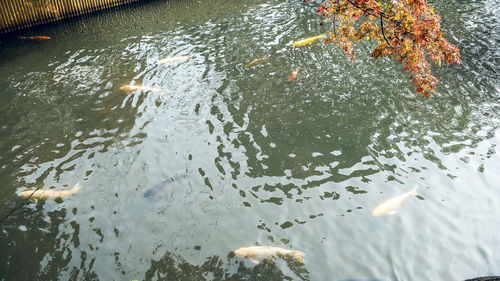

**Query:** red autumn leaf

left=311, top=0, right=460, bottom=97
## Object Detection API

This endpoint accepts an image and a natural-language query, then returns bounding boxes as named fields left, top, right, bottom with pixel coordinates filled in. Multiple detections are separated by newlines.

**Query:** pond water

left=1, top=0, right=499, bottom=280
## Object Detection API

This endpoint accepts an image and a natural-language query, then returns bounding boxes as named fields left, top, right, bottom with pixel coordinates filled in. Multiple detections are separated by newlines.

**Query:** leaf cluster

left=307, top=0, right=460, bottom=97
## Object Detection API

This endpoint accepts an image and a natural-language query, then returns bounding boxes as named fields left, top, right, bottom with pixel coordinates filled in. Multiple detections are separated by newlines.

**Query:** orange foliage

left=306, top=0, right=460, bottom=97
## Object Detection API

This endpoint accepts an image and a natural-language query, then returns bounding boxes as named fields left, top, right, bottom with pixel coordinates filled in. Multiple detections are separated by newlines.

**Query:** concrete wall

left=0, top=0, right=141, bottom=34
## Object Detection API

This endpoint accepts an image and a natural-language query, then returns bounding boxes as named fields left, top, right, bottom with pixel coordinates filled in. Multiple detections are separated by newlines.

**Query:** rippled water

left=1, top=0, right=499, bottom=280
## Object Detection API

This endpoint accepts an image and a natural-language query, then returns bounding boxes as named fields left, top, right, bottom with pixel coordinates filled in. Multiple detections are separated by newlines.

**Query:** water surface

left=1, top=0, right=499, bottom=280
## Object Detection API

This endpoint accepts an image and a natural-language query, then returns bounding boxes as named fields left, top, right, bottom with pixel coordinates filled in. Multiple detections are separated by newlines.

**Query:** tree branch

left=380, top=14, right=395, bottom=49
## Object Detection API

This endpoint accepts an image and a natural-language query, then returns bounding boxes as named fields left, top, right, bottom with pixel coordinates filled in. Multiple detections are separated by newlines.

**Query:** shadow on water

left=145, top=251, right=310, bottom=281
left=0, top=206, right=90, bottom=280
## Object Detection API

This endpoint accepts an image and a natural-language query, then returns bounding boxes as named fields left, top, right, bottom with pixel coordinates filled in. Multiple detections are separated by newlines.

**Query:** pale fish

left=244, top=56, right=269, bottom=68
left=292, top=33, right=327, bottom=47
left=18, top=182, right=81, bottom=200
left=156, top=55, right=191, bottom=65
left=144, top=174, right=188, bottom=198
left=119, top=85, right=165, bottom=94
left=372, top=186, right=418, bottom=216
left=234, top=246, right=305, bottom=264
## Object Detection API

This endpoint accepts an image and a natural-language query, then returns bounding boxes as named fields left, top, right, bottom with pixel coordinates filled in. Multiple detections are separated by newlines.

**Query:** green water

left=0, top=0, right=499, bottom=280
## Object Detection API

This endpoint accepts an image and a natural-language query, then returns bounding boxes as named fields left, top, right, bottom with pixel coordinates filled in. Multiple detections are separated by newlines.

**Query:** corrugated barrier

left=0, top=0, right=141, bottom=34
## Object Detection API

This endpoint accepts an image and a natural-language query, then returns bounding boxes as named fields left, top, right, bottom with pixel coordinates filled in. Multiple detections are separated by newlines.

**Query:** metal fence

left=0, top=0, right=141, bottom=34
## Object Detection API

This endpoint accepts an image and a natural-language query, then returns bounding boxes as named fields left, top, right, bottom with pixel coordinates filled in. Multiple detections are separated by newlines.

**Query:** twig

left=380, top=14, right=395, bottom=49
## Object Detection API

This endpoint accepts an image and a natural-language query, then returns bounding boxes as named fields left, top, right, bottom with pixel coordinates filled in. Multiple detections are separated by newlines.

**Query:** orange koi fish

left=288, top=67, right=301, bottom=81
left=18, top=35, right=51, bottom=41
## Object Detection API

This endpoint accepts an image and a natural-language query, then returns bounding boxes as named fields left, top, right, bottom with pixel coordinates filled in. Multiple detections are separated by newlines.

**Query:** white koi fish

left=119, top=85, right=165, bottom=94
left=234, top=246, right=305, bottom=264
left=156, top=55, right=191, bottom=65
left=18, top=182, right=81, bottom=200
left=372, top=186, right=418, bottom=216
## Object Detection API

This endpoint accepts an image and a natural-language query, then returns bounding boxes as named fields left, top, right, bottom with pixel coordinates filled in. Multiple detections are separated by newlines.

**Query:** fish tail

left=72, top=182, right=81, bottom=192
left=292, top=250, right=305, bottom=263
left=410, top=185, right=418, bottom=195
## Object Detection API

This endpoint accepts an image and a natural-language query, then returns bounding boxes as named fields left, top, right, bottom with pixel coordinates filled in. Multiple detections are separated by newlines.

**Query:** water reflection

left=145, top=250, right=309, bottom=281
left=0, top=0, right=499, bottom=280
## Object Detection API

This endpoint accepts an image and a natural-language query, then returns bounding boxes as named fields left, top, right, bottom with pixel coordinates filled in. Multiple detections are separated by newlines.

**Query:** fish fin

left=263, top=258, right=275, bottom=265
left=249, top=257, right=260, bottom=264
left=28, top=198, right=37, bottom=203
left=388, top=210, right=397, bottom=215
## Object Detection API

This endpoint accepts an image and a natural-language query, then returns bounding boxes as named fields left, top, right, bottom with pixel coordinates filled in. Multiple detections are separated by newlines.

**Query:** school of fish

left=116, top=33, right=327, bottom=92
left=9, top=27, right=424, bottom=275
